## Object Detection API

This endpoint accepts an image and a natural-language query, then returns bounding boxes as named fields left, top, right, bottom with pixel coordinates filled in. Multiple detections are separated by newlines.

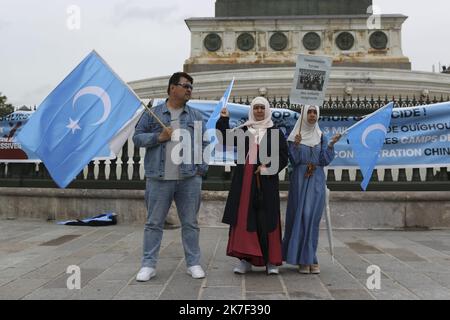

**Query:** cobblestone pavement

left=1, top=220, right=450, bottom=300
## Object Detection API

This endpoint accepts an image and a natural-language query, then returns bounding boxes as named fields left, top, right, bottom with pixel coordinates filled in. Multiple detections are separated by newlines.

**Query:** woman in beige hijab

left=217, top=97, right=288, bottom=275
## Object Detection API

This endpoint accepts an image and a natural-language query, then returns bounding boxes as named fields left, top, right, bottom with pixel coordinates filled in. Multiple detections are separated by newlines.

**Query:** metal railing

left=230, top=94, right=450, bottom=116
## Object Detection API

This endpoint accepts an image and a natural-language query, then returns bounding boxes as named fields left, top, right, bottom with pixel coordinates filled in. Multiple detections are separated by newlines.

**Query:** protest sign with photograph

left=290, top=54, right=333, bottom=106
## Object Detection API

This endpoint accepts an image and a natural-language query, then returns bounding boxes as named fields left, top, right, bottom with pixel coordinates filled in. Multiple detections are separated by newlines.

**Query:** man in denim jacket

left=134, top=72, right=208, bottom=281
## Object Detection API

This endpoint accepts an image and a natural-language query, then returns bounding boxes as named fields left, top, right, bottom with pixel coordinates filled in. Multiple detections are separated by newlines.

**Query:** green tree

left=0, top=93, right=14, bottom=117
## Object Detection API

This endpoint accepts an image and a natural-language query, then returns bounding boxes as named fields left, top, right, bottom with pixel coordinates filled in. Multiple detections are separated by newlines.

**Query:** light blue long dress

left=282, top=136, right=335, bottom=265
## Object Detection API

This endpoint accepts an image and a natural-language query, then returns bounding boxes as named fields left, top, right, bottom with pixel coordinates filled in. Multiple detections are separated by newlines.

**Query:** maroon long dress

left=226, top=143, right=283, bottom=267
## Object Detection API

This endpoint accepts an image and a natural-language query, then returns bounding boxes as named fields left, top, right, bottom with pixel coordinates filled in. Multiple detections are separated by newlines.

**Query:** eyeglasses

left=176, top=83, right=193, bottom=90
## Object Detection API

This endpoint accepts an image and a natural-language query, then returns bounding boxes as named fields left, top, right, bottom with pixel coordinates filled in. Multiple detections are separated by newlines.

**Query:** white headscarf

left=288, top=105, right=322, bottom=147
left=235, top=97, right=274, bottom=144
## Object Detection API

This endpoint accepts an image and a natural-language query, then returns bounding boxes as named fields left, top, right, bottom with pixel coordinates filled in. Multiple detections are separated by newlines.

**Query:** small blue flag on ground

left=17, top=51, right=142, bottom=188
left=345, top=102, right=394, bottom=191
left=57, top=212, right=117, bottom=227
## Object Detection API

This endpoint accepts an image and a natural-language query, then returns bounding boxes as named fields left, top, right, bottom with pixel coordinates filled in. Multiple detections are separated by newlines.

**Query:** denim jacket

left=133, top=101, right=209, bottom=180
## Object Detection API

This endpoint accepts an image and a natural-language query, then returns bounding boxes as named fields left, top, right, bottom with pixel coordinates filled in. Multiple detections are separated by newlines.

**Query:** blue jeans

left=142, top=176, right=202, bottom=268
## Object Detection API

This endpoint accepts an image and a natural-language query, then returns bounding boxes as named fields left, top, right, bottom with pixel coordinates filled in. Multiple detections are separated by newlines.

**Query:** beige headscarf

left=288, top=105, right=322, bottom=147
left=235, top=97, right=274, bottom=144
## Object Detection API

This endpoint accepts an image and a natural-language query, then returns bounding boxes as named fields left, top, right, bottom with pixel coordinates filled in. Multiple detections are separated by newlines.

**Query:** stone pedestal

left=215, top=0, right=373, bottom=17
left=1, top=188, right=450, bottom=230
left=184, top=15, right=411, bottom=73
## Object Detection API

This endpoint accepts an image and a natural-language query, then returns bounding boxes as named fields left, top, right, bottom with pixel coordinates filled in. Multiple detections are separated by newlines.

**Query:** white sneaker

left=136, top=267, right=156, bottom=282
left=233, top=260, right=252, bottom=274
left=266, top=264, right=279, bottom=275
left=187, top=265, right=206, bottom=279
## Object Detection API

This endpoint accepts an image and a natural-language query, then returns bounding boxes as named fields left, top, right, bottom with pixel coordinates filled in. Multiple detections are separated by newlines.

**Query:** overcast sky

left=0, top=0, right=449, bottom=107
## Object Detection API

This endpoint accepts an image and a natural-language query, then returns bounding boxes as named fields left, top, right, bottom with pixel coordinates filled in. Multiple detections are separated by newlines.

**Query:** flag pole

left=141, top=100, right=168, bottom=130
left=297, top=105, right=305, bottom=135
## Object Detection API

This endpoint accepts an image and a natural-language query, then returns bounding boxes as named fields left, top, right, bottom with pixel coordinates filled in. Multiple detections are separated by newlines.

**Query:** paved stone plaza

left=0, top=220, right=450, bottom=300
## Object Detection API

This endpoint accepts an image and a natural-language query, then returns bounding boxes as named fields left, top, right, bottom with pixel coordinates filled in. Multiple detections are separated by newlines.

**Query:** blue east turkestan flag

left=17, top=51, right=142, bottom=188
left=206, top=78, right=235, bottom=136
left=346, top=102, right=394, bottom=191
left=205, top=78, right=235, bottom=164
